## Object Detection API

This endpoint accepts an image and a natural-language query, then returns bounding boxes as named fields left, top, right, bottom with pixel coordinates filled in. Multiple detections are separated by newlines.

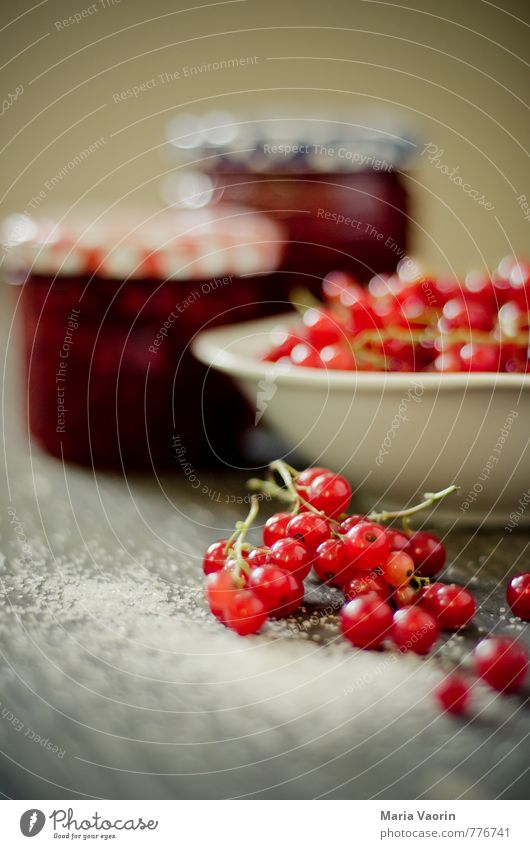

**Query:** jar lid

left=1, top=204, right=285, bottom=280
left=166, top=112, right=417, bottom=173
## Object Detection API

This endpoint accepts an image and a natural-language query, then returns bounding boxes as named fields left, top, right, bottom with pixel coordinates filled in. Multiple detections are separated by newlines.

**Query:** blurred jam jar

left=165, top=112, right=415, bottom=281
left=2, top=206, right=285, bottom=469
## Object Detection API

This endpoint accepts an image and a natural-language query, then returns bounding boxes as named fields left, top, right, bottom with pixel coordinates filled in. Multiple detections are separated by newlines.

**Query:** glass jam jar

left=3, top=206, right=285, bottom=469
left=165, top=113, right=414, bottom=282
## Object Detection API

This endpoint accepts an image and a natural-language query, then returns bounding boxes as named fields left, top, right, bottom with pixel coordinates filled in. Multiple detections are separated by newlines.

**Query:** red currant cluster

left=263, top=256, right=530, bottom=373
left=202, top=460, right=529, bottom=715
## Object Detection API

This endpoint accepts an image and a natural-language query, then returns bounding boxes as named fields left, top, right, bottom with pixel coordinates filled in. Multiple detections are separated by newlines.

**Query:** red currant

left=307, top=472, right=352, bottom=518
left=343, top=521, right=389, bottom=571
left=313, top=538, right=350, bottom=585
left=393, top=584, right=419, bottom=608
left=339, top=514, right=366, bottom=534
left=340, top=593, right=393, bottom=649
left=247, top=547, right=271, bottom=568
left=459, top=342, right=500, bottom=372
left=343, top=570, right=391, bottom=601
left=473, top=637, right=528, bottom=693
left=385, top=527, right=411, bottom=552
left=506, top=572, right=530, bottom=621
left=206, top=571, right=238, bottom=621
left=303, top=307, right=343, bottom=348
left=421, top=583, right=476, bottom=630
left=296, top=466, right=331, bottom=488
left=290, top=343, right=323, bottom=368
left=248, top=565, right=292, bottom=611
left=270, top=537, right=312, bottom=580
left=202, top=539, right=229, bottom=575
left=286, top=512, right=330, bottom=553
left=391, top=606, right=439, bottom=655
left=320, top=344, right=356, bottom=370
left=383, top=551, right=415, bottom=587
left=441, top=298, right=494, bottom=332
left=408, top=531, right=446, bottom=578
left=263, top=512, right=292, bottom=547
left=435, top=674, right=471, bottom=715
left=224, top=590, right=268, bottom=635
left=273, top=572, right=304, bottom=617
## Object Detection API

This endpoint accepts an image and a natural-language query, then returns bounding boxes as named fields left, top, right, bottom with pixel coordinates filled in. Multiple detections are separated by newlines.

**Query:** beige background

left=1, top=0, right=528, bottom=276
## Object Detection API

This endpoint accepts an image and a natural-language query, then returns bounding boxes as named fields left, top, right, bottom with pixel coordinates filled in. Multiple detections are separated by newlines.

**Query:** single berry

left=391, top=606, right=439, bottom=655
left=286, top=512, right=330, bottom=553
left=422, top=583, right=476, bottom=629
left=203, top=539, right=229, bottom=575
left=296, top=466, right=331, bottom=489
left=206, top=571, right=238, bottom=621
left=303, top=307, right=343, bottom=348
left=343, top=521, right=389, bottom=571
left=248, top=565, right=292, bottom=612
left=408, top=531, right=446, bottom=578
left=435, top=674, right=471, bottom=715
left=385, top=527, right=411, bottom=552
left=343, top=570, right=391, bottom=601
left=270, top=537, right=312, bottom=580
left=307, top=472, right=352, bottom=518
left=273, top=572, right=304, bottom=617
left=340, top=592, right=394, bottom=649
left=313, top=538, right=350, bottom=585
left=506, top=572, right=530, bottom=620
left=263, top=512, right=292, bottom=547
left=320, top=344, right=356, bottom=370
left=383, top=551, right=415, bottom=587
left=290, top=343, right=323, bottom=368
left=247, top=547, right=271, bottom=568
left=224, top=590, right=268, bottom=635
left=339, top=514, right=366, bottom=534
left=473, top=637, right=528, bottom=693
left=393, top=584, right=419, bottom=608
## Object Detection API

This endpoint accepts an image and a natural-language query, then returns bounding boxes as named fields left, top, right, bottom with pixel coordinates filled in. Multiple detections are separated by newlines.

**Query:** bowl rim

left=192, top=313, right=530, bottom=391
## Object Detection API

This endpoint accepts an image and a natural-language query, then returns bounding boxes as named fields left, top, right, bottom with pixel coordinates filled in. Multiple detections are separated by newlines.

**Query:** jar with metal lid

left=3, top=205, right=285, bottom=469
left=165, top=112, right=414, bottom=282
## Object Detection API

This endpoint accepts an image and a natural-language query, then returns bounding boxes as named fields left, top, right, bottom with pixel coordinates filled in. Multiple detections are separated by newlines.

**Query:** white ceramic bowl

left=193, top=315, right=530, bottom=525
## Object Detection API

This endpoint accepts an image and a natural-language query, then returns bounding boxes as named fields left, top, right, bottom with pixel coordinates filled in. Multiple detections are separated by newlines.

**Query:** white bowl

left=193, top=315, right=530, bottom=526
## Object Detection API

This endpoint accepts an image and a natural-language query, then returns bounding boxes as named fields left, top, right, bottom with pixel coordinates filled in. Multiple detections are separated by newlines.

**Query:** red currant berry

left=273, top=572, right=304, bottom=617
left=383, top=551, right=415, bottom=587
left=303, top=307, right=343, bottom=348
left=506, top=572, right=530, bottom=621
left=313, top=538, right=350, bottom=585
left=459, top=342, right=500, bottom=372
left=290, top=343, right=323, bottom=368
left=393, top=584, right=419, bottom=608
left=224, top=590, right=268, bottom=635
left=385, top=527, right=411, bottom=552
left=391, top=606, right=439, bottom=655
left=296, top=466, right=331, bottom=489
left=344, top=570, right=391, bottom=602
left=307, top=472, right=352, bottom=518
left=247, top=548, right=271, bottom=569
left=435, top=674, right=471, bottom=715
left=408, top=531, right=446, bottom=578
left=248, top=565, right=292, bottom=611
left=286, top=512, right=330, bottom=553
left=263, top=512, right=292, bottom=547
left=206, top=571, right=238, bottom=621
left=343, top=521, right=389, bottom=571
left=270, top=537, right=312, bottom=580
left=473, top=637, right=528, bottom=693
left=339, top=514, right=366, bottom=534
left=422, top=583, right=476, bottom=630
left=203, top=539, right=229, bottom=575
left=441, top=298, right=494, bottom=332
left=340, top=593, right=393, bottom=649
left=320, top=344, right=356, bottom=370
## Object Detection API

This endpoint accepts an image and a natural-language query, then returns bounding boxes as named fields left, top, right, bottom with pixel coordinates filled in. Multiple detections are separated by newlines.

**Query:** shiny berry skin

left=421, top=583, right=476, bottom=630
left=203, top=539, right=229, bottom=575
left=224, top=590, right=268, bottom=635
left=247, top=548, right=271, bottom=568
left=506, top=572, right=530, bottom=620
left=290, top=343, right=323, bottom=368
left=313, top=538, right=350, bottom=585
left=320, top=344, right=356, bottom=370
left=343, top=570, right=391, bottom=602
left=459, top=342, right=500, bottom=372
left=206, top=571, right=238, bottom=620
left=303, top=307, right=343, bottom=348
left=263, top=512, right=292, bottom=547
left=273, top=572, right=304, bottom=617
left=391, top=606, right=439, bottom=655
left=343, top=521, right=389, bottom=571
left=435, top=675, right=471, bottom=715
left=383, top=551, right=415, bottom=587
left=307, top=472, right=352, bottom=518
left=286, top=512, right=330, bottom=553
left=248, top=565, right=292, bottom=611
left=408, top=531, right=446, bottom=578
left=339, top=514, right=366, bottom=534
left=441, top=298, right=494, bottom=332
left=270, top=537, right=312, bottom=580
left=473, top=637, right=528, bottom=693
left=296, top=466, right=331, bottom=489
left=340, top=593, right=393, bottom=649
left=393, top=584, right=419, bottom=608
left=385, top=527, right=411, bottom=552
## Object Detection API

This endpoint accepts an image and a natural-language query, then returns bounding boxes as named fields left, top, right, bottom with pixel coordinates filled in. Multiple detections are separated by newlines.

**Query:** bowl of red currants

left=193, top=256, right=530, bottom=524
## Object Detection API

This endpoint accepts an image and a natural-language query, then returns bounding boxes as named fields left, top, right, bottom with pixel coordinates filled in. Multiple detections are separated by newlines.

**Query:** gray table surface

left=0, top=291, right=529, bottom=800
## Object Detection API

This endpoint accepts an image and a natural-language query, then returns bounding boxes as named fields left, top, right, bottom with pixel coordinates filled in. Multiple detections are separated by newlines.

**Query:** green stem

left=368, top=485, right=458, bottom=524
left=225, top=496, right=260, bottom=585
